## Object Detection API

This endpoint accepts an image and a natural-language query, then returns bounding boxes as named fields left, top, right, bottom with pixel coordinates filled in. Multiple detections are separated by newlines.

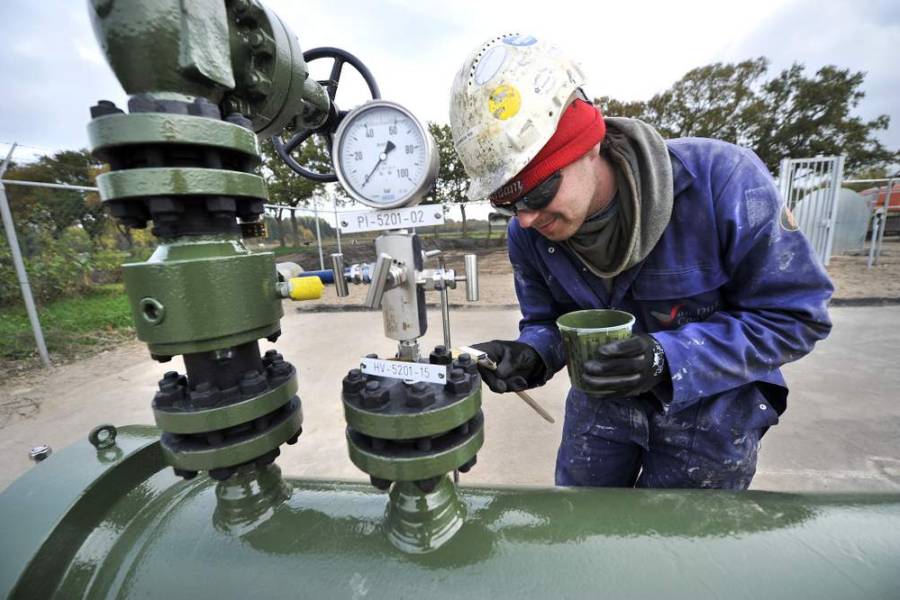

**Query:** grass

left=0, top=284, right=134, bottom=373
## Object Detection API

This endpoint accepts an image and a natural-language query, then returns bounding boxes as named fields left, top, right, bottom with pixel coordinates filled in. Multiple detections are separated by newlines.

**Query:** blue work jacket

left=510, top=138, right=833, bottom=422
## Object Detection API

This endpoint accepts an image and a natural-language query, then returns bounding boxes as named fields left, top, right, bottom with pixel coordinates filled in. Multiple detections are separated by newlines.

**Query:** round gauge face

left=334, top=101, right=437, bottom=208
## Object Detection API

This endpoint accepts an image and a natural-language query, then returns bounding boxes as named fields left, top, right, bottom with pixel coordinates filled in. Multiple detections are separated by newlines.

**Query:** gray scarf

left=563, top=118, right=674, bottom=279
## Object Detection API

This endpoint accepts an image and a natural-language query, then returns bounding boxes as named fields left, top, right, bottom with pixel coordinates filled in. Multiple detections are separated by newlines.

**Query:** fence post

left=312, top=198, right=324, bottom=270
left=0, top=144, right=52, bottom=367
left=821, top=156, right=845, bottom=267
left=333, top=195, right=342, bottom=255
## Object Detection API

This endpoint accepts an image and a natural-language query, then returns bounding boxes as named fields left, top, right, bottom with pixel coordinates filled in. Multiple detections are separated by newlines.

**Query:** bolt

left=263, top=349, right=283, bottom=364
left=450, top=368, right=465, bottom=382
left=212, top=348, right=233, bottom=361
left=151, top=353, right=173, bottom=363
left=29, top=445, right=51, bottom=462
left=158, top=371, right=181, bottom=393
left=459, top=455, right=477, bottom=473
left=209, top=467, right=234, bottom=482
left=266, top=330, right=282, bottom=343
left=286, top=428, right=302, bottom=445
left=173, top=468, right=198, bottom=480
left=190, top=382, right=219, bottom=407
left=370, top=476, right=392, bottom=491
left=429, top=345, right=452, bottom=366
left=342, top=369, right=366, bottom=394
left=239, top=370, right=268, bottom=395
left=232, top=0, right=252, bottom=15
left=457, top=353, right=472, bottom=366
left=406, top=382, right=435, bottom=409
left=361, top=379, right=390, bottom=409
left=248, top=31, right=265, bottom=47
left=415, top=477, right=440, bottom=493
left=253, top=415, right=269, bottom=432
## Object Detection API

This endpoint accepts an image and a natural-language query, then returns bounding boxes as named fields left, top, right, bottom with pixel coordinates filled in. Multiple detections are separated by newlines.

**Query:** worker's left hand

left=581, top=334, right=667, bottom=397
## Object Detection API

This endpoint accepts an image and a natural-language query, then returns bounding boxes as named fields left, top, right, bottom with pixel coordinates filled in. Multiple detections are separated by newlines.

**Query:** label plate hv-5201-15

left=359, top=357, right=447, bottom=384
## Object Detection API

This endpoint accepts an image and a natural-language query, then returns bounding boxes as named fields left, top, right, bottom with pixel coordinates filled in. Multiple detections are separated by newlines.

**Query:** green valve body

left=2, top=427, right=900, bottom=599
left=84, top=0, right=332, bottom=479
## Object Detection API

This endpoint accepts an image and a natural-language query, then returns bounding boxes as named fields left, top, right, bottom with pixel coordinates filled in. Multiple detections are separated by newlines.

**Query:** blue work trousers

left=555, top=387, right=775, bottom=489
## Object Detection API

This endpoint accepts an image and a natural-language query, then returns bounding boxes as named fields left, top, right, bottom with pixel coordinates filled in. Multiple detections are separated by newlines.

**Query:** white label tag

left=359, top=357, right=447, bottom=384
left=338, top=206, right=445, bottom=233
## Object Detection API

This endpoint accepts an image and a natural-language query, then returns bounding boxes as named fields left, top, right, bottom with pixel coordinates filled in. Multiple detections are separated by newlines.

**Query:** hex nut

left=29, top=445, right=52, bottom=462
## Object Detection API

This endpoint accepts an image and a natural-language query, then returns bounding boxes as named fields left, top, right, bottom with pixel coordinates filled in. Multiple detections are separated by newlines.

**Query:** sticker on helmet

left=474, top=45, right=507, bottom=86
left=488, top=84, right=521, bottom=120
left=502, top=34, right=537, bottom=46
left=533, top=68, right=556, bottom=95
left=780, top=204, right=800, bottom=231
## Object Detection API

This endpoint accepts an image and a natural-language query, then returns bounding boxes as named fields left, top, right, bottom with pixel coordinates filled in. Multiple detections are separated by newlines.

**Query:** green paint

left=97, top=168, right=267, bottom=202
left=88, top=113, right=261, bottom=160
left=122, top=238, right=282, bottom=356
left=557, top=309, right=635, bottom=391
left=213, top=464, right=291, bottom=536
left=160, top=398, right=302, bottom=471
left=88, top=0, right=235, bottom=101
left=343, top=387, right=481, bottom=440
left=346, top=418, right=483, bottom=481
left=3, top=427, right=900, bottom=598
left=154, top=374, right=298, bottom=434
left=385, top=477, right=466, bottom=554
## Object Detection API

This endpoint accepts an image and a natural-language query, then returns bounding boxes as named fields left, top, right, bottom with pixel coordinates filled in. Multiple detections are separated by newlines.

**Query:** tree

left=428, top=123, right=471, bottom=237
left=4, top=149, right=106, bottom=245
left=746, top=64, right=896, bottom=173
left=594, top=58, right=897, bottom=176
left=259, top=137, right=334, bottom=246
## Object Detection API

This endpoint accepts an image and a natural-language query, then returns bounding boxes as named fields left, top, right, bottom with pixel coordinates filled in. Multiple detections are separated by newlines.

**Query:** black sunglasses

left=490, top=171, right=562, bottom=217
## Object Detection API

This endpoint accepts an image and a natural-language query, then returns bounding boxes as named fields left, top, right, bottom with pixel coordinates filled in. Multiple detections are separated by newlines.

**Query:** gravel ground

left=826, top=238, right=900, bottom=301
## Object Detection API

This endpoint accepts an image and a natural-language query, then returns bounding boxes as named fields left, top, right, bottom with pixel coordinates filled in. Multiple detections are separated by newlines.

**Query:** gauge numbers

left=334, top=101, right=438, bottom=209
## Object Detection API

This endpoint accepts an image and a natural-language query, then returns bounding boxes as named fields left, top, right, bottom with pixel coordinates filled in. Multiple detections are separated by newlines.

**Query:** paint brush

left=455, top=345, right=556, bottom=424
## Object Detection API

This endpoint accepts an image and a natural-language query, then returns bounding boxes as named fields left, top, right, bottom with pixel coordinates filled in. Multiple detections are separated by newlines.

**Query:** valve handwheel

left=272, top=47, right=381, bottom=182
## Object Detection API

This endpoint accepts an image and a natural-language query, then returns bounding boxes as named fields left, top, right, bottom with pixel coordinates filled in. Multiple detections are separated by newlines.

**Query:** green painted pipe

left=2, top=426, right=899, bottom=599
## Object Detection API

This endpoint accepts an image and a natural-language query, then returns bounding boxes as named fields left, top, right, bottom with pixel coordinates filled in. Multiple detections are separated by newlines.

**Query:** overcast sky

left=1, top=0, right=897, bottom=165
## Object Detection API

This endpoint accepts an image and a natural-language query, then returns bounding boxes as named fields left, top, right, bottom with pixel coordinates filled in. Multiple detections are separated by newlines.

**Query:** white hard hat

left=449, top=34, right=586, bottom=201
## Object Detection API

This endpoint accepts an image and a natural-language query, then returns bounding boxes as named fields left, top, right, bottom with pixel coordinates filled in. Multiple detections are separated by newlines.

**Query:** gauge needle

left=362, top=141, right=396, bottom=187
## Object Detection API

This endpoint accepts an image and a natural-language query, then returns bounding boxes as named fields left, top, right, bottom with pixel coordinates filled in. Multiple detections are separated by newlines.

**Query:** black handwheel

left=272, top=47, right=381, bottom=182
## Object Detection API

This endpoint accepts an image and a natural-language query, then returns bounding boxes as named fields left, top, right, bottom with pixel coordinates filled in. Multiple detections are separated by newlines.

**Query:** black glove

left=581, top=334, right=667, bottom=397
left=470, top=340, right=546, bottom=394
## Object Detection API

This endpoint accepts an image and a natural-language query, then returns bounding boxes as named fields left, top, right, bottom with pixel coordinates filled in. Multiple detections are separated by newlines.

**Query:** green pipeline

left=2, top=426, right=899, bottom=599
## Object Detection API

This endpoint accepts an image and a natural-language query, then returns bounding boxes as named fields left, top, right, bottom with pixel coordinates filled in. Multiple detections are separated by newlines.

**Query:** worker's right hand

left=470, top=340, right=546, bottom=394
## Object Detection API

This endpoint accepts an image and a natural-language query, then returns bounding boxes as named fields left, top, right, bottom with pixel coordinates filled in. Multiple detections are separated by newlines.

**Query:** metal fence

left=844, top=177, right=900, bottom=268
left=0, top=145, right=507, bottom=368
left=777, top=156, right=845, bottom=266
left=261, top=198, right=506, bottom=270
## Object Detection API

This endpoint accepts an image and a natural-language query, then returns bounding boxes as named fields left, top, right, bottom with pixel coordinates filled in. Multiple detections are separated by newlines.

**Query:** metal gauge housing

left=333, top=100, right=439, bottom=209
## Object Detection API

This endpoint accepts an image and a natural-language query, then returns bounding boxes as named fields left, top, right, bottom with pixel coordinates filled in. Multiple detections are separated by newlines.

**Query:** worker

left=450, top=35, right=833, bottom=489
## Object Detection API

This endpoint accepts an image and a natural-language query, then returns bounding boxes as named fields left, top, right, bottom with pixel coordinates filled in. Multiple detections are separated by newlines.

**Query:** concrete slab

left=2, top=305, right=899, bottom=493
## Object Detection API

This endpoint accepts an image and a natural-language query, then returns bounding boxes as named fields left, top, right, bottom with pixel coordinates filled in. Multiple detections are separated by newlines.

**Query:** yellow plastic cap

left=288, top=276, right=324, bottom=301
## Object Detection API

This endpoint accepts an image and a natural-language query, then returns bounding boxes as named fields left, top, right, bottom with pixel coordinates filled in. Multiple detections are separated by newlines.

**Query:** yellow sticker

left=488, top=84, right=521, bottom=120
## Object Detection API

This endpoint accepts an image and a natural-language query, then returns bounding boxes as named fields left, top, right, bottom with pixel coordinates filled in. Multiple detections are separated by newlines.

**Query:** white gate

left=777, top=156, right=845, bottom=266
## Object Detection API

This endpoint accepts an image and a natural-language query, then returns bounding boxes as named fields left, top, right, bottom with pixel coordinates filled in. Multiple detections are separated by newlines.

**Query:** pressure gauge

left=333, top=100, right=439, bottom=209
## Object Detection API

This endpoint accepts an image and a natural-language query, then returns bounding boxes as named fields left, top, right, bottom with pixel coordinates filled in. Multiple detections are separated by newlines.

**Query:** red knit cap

left=490, top=99, right=606, bottom=204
